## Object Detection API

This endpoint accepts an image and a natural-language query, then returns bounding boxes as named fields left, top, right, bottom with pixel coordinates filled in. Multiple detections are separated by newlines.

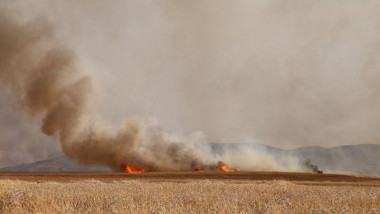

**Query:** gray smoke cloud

left=0, top=9, right=211, bottom=171
left=0, top=89, right=59, bottom=167
left=1, top=0, right=380, bottom=173
left=33, top=0, right=380, bottom=148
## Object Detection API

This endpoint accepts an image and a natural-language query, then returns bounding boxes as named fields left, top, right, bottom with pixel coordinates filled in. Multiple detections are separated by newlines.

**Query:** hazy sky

left=1, top=0, right=380, bottom=168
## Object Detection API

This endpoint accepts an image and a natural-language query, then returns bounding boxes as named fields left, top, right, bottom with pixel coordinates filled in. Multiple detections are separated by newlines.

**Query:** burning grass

left=0, top=176, right=379, bottom=213
left=218, top=161, right=237, bottom=172
left=124, top=165, right=145, bottom=174
left=123, top=161, right=237, bottom=173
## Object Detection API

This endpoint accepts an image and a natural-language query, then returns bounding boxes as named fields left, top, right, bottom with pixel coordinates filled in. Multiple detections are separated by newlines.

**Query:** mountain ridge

left=1, top=143, right=379, bottom=176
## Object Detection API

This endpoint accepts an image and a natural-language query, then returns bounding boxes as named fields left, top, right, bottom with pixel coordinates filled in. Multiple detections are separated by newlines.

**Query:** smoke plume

left=2, top=0, right=380, bottom=174
left=0, top=10, right=209, bottom=171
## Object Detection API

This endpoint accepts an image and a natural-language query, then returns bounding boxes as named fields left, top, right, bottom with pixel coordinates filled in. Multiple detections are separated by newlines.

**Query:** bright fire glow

left=219, top=161, right=237, bottom=172
left=124, top=165, right=145, bottom=174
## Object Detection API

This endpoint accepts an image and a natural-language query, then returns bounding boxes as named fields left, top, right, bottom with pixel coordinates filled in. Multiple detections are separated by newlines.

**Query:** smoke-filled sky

left=1, top=0, right=380, bottom=166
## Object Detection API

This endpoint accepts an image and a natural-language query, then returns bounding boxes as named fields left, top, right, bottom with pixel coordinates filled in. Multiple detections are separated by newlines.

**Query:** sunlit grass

left=0, top=179, right=379, bottom=213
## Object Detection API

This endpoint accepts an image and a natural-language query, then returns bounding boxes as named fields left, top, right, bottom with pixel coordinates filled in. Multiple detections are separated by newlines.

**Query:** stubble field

left=0, top=172, right=379, bottom=213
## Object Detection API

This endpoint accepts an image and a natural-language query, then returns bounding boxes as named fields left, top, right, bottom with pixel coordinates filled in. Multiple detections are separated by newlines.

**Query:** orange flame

left=124, top=165, right=145, bottom=174
left=219, top=161, right=237, bottom=172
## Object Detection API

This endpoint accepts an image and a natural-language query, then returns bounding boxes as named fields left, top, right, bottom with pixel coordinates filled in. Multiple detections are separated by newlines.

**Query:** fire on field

left=124, top=161, right=238, bottom=173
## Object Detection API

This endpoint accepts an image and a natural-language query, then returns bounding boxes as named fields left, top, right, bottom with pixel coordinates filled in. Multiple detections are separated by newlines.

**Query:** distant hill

left=204, top=143, right=380, bottom=177
left=1, top=144, right=379, bottom=176
left=291, top=144, right=380, bottom=176
left=0, top=155, right=112, bottom=172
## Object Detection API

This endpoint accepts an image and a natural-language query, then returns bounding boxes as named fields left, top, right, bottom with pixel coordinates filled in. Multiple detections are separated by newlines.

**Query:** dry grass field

left=0, top=172, right=379, bottom=213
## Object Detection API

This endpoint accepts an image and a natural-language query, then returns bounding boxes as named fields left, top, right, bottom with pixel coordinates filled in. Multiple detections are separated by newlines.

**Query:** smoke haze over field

left=1, top=1, right=380, bottom=171
left=0, top=8, right=211, bottom=171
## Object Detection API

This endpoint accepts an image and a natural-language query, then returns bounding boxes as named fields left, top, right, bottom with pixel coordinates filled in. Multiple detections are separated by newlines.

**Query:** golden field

left=0, top=172, right=379, bottom=213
